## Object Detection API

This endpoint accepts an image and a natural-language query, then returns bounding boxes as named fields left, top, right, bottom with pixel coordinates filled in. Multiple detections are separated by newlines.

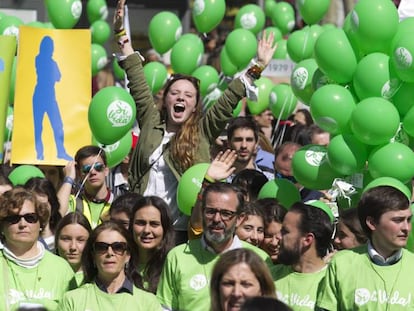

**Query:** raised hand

left=257, top=31, right=277, bottom=67
left=113, top=0, right=126, bottom=32
left=206, top=149, right=237, bottom=181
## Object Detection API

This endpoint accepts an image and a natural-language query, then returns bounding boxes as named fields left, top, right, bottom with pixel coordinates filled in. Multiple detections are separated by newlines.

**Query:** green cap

left=305, top=200, right=335, bottom=223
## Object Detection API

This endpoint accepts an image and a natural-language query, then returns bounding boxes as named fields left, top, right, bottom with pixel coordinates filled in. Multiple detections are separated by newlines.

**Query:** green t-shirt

left=156, top=238, right=272, bottom=311
left=1, top=250, right=75, bottom=311
left=316, top=246, right=414, bottom=310
left=271, top=264, right=327, bottom=311
left=58, top=282, right=162, bottom=311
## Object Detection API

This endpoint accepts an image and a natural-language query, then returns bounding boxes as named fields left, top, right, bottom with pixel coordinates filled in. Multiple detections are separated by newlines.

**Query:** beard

left=277, top=239, right=302, bottom=265
left=204, top=221, right=235, bottom=246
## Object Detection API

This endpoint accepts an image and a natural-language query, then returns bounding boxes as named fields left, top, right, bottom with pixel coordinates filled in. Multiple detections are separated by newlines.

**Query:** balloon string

left=272, top=93, right=292, bottom=148
left=74, top=148, right=103, bottom=200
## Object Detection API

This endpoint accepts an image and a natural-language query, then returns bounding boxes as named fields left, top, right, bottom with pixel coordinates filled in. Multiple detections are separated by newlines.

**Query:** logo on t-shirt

left=189, top=274, right=208, bottom=291
left=278, top=291, right=315, bottom=309
left=355, top=288, right=412, bottom=307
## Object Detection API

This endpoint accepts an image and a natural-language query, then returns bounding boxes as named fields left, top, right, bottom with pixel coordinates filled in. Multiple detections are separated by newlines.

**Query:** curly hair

left=0, top=187, right=50, bottom=235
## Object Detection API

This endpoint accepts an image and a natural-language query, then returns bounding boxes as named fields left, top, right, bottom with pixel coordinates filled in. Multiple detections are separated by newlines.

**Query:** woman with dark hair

left=333, top=207, right=368, bottom=250
left=292, top=108, right=313, bottom=126
left=257, top=198, right=287, bottom=264
left=59, top=221, right=161, bottom=310
left=128, top=196, right=174, bottom=293
left=0, top=187, right=75, bottom=310
left=232, top=169, right=269, bottom=202
left=210, top=248, right=276, bottom=311
left=113, top=0, right=276, bottom=244
left=25, top=176, right=62, bottom=251
left=55, top=212, right=92, bottom=286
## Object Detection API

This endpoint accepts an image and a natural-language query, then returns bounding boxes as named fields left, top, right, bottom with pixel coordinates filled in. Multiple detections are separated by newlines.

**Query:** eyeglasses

left=81, top=162, right=105, bottom=174
left=93, top=241, right=128, bottom=255
left=204, top=208, right=237, bottom=221
left=3, top=213, right=39, bottom=224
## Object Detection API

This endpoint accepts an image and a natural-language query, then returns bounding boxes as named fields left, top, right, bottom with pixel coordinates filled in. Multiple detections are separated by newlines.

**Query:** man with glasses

left=156, top=182, right=272, bottom=311
left=58, top=145, right=113, bottom=228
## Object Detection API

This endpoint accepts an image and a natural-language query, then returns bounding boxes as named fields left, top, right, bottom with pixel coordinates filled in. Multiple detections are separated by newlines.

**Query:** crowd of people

left=1, top=0, right=414, bottom=310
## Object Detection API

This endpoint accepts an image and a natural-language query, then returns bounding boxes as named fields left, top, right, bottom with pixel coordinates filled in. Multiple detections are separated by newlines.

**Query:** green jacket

left=121, top=53, right=246, bottom=194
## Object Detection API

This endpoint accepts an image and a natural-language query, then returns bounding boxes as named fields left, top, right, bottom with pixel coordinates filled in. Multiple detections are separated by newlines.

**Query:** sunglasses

left=81, top=162, right=105, bottom=174
left=3, top=213, right=39, bottom=224
left=93, top=241, right=128, bottom=255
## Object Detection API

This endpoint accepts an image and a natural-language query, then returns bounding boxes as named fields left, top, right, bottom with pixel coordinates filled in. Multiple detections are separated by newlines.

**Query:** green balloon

left=273, top=39, right=288, bottom=59
left=292, top=144, right=342, bottom=190
left=192, top=0, right=225, bottom=33
left=112, top=59, right=125, bottom=81
left=390, top=31, right=414, bottom=83
left=171, top=34, right=204, bottom=74
left=9, top=165, right=45, bottom=186
left=368, top=142, right=414, bottom=184
left=271, top=2, right=295, bottom=35
left=177, top=163, right=210, bottom=216
left=93, top=131, right=132, bottom=168
left=232, top=100, right=243, bottom=117
left=311, top=68, right=335, bottom=91
left=298, top=0, right=330, bottom=25
left=264, top=0, right=277, bottom=17
left=269, top=83, right=297, bottom=120
left=247, top=77, right=274, bottom=115
left=220, top=48, right=238, bottom=77
left=327, top=134, right=368, bottom=176
left=353, top=53, right=400, bottom=101
left=88, top=86, right=136, bottom=145
left=290, top=58, right=319, bottom=105
left=86, top=0, right=108, bottom=24
left=149, top=11, right=182, bottom=54
left=224, top=29, right=258, bottom=69
left=91, top=20, right=110, bottom=45
left=143, top=61, right=168, bottom=95
left=342, top=13, right=364, bottom=62
left=363, top=177, right=412, bottom=201
left=351, top=0, right=399, bottom=55
left=91, top=43, right=107, bottom=77
left=350, top=97, right=400, bottom=146
left=258, top=179, right=301, bottom=209
left=310, top=84, right=356, bottom=135
left=287, top=27, right=313, bottom=63
left=46, top=0, right=82, bottom=29
left=264, top=27, right=283, bottom=43
left=235, top=4, right=266, bottom=35
left=0, top=15, right=23, bottom=37
left=192, top=65, right=219, bottom=97
left=314, top=28, right=357, bottom=84
left=391, top=82, right=414, bottom=117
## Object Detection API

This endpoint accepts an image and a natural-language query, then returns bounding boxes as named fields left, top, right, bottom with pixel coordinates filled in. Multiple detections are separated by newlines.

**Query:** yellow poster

left=12, top=26, right=92, bottom=165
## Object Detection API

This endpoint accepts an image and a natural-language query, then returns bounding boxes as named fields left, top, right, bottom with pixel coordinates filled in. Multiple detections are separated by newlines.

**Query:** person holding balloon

left=113, top=0, right=276, bottom=244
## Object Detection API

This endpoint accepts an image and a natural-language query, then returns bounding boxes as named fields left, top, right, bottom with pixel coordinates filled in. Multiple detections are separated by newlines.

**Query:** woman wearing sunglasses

left=113, top=0, right=276, bottom=244
left=59, top=221, right=161, bottom=310
left=0, top=187, right=75, bottom=310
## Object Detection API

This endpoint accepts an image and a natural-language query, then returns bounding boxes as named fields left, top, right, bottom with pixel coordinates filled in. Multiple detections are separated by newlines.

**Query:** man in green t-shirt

left=271, top=201, right=335, bottom=311
left=316, top=185, right=414, bottom=310
left=156, top=182, right=272, bottom=311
